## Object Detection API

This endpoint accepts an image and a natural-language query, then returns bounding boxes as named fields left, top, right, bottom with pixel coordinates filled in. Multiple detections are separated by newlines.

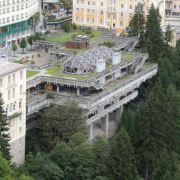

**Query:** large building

left=0, top=61, right=26, bottom=165
left=164, top=0, right=180, bottom=27
left=73, top=0, right=165, bottom=35
left=0, top=0, right=39, bottom=47
left=25, top=38, right=157, bottom=142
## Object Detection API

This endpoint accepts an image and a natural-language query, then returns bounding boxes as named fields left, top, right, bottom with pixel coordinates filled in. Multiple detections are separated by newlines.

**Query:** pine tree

left=110, top=126, right=139, bottom=180
left=163, top=85, right=180, bottom=153
left=135, top=81, right=166, bottom=180
left=126, top=2, right=145, bottom=47
left=164, top=24, right=174, bottom=45
left=0, top=98, right=11, bottom=161
left=145, top=4, right=164, bottom=62
left=20, top=38, right=27, bottom=54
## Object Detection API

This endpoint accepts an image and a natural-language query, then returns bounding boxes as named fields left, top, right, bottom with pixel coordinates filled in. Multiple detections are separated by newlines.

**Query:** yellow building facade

left=73, top=0, right=165, bottom=36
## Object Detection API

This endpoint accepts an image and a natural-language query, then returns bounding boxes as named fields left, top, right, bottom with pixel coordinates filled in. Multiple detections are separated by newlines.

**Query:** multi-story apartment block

left=0, top=61, right=26, bottom=165
left=0, top=0, right=40, bottom=48
left=165, top=0, right=180, bottom=27
left=73, top=0, right=165, bottom=36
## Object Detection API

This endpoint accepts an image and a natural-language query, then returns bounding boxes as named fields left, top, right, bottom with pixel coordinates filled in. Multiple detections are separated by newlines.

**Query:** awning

left=12, top=38, right=17, bottom=41
left=21, top=35, right=26, bottom=38
left=27, top=34, right=30, bottom=36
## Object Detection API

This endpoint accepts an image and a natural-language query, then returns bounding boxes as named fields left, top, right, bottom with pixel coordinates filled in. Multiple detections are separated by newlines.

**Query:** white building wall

left=0, top=67, right=26, bottom=165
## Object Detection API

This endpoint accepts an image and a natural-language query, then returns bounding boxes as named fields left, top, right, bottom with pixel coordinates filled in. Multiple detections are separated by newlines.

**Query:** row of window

left=76, top=0, right=149, bottom=5
left=76, top=6, right=149, bottom=14
left=76, top=16, right=125, bottom=26
left=9, top=116, right=22, bottom=127
left=0, top=14, right=27, bottom=24
left=166, top=4, right=180, bottom=9
left=0, top=71, right=23, bottom=88
left=6, top=99, right=23, bottom=114
left=9, top=126, right=22, bottom=139
left=0, top=4, right=28, bottom=14
left=0, top=0, right=34, bottom=6
left=166, top=11, right=180, bottom=16
left=7, top=85, right=23, bottom=100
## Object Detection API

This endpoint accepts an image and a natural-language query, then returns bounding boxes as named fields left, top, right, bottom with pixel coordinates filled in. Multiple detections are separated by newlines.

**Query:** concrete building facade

left=0, top=61, right=26, bottom=165
left=0, top=0, right=39, bottom=47
left=73, top=0, right=165, bottom=36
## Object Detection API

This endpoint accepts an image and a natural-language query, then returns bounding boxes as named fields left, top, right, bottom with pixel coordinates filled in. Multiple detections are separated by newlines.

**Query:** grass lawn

left=27, top=70, right=40, bottom=78
left=90, top=31, right=104, bottom=40
left=45, top=32, right=66, bottom=40
left=51, top=31, right=104, bottom=42
left=121, top=53, right=135, bottom=62
left=63, top=47, right=87, bottom=52
left=51, top=33, right=72, bottom=43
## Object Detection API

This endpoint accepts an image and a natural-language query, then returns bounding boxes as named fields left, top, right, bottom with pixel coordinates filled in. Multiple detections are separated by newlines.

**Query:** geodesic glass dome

left=62, top=46, right=113, bottom=74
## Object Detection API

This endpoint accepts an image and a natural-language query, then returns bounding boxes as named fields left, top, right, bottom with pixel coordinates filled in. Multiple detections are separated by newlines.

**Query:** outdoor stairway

left=102, top=30, right=115, bottom=37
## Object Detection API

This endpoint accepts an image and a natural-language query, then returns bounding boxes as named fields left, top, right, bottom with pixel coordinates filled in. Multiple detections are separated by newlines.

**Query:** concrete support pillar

left=101, top=113, right=109, bottom=137
left=57, top=84, right=59, bottom=92
left=88, top=123, right=94, bottom=142
left=77, top=87, right=80, bottom=96
left=116, top=105, right=123, bottom=122
left=28, top=89, right=30, bottom=94
left=101, top=77, right=105, bottom=84
left=114, top=71, right=120, bottom=78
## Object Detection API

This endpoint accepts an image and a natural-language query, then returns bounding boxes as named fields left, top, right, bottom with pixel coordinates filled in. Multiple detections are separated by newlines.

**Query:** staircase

left=102, top=29, right=115, bottom=37
left=131, top=54, right=147, bottom=74
left=92, top=82, right=105, bottom=90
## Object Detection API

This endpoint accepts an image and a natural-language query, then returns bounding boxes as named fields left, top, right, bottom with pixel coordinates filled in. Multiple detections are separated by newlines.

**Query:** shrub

left=31, top=61, right=35, bottom=64
left=85, top=30, right=92, bottom=34
left=99, top=41, right=115, bottom=48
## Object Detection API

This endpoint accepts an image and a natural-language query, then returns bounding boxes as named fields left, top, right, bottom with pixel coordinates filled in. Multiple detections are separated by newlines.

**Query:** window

left=19, top=100, right=22, bottom=108
left=8, top=75, right=11, bottom=84
left=120, top=12, right=123, bottom=17
left=120, top=21, right=123, bottom=26
left=88, top=1, right=90, bottom=5
left=10, top=104, right=12, bottom=112
left=20, top=85, right=22, bottom=95
left=0, top=79, right=2, bottom=87
left=77, top=0, right=79, bottom=4
left=167, top=5, right=170, bottom=9
left=19, top=127, right=22, bottom=134
left=101, top=2, right=103, bottom=7
left=19, top=139, right=21, bottom=145
left=174, top=5, right=176, bottom=9
left=92, top=1, right=95, bottom=5
left=121, top=4, right=123, bottom=9
left=130, top=5, right=132, bottom=9
left=92, top=9, right=95, bottom=14
left=166, top=11, right=171, bottom=16
left=87, top=18, right=90, bottom=23
left=81, top=0, right=84, bottom=4
left=13, top=103, right=16, bottom=111
left=3, top=8, right=5, bottom=14
left=81, top=8, right=83, bottom=13
left=8, top=90, right=11, bottom=100
left=179, top=5, right=180, bottom=9
left=13, top=74, right=15, bottom=83
left=113, top=15, right=116, bottom=19
left=146, top=6, right=149, bottom=11
left=76, top=16, right=79, bottom=22
left=92, top=18, right=94, bottom=23
left=19, top=115, right=22, bottom=123
left=13, top=88, right=15, bottom=98
left=87, top=9, right=90, bottom=13
left=129, top=13, right=132, bottom=18
left=100, top=19, right=103, bottom=24
left=19, top=150, right=21, bottom=157
left=107, top=14, right=110, bottom=19
left=76, top=8, right=79, bottom=12
left=7, top=17, right=9, bottom=22
left=81, top=17, right=83, bottom=22
left=7, top=8, right=10, bottom=13
left=100, top=10, right=103, bottom=15
left=20, top=71, right=23, bottom=79
left=17, top=5, right=19, bottom=11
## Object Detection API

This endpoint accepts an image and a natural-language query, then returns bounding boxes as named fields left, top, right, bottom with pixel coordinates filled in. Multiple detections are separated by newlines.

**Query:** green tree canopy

left=0, top=98, right=11, bottom=161
left=12, top=43, right=17, bottom=57
left=20, top=38, right=27, bottom=54
left=27, top=35, right=34, bottom=50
